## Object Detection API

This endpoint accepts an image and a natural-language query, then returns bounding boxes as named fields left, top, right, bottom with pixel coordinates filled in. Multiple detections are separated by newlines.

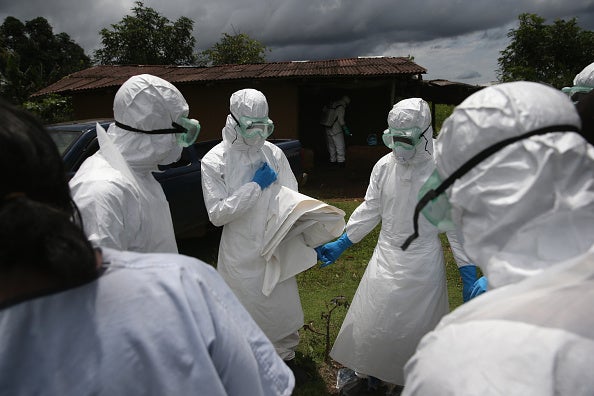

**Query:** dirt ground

left=299, top=144, right=389, bottom=199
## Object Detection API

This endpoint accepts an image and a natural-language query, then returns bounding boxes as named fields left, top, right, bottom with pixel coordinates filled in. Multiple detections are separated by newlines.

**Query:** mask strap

left=230, top=112, right=241, bottom=126
left=115, top=121, right=184, bottom=135
left=401, top=124, right=580, bottom=251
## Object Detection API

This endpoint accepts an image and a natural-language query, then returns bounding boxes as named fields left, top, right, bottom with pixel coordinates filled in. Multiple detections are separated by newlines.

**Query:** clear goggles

left=174, top=117, right=201, bottom=147
left=115, top=116, right=201, bottom=147
left=417, top=169, right=456, bottom=231
left=561, top=85, right=593, bottom=103
left=231, top=113, right=274, bottom=139
left=382, top=125, right=430, bottom=150
left=401, top=123, right=581, bottom=251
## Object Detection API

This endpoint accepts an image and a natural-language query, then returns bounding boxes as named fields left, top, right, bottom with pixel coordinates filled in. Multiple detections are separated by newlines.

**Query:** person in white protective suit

left=563, top=61, right=594, bottom=145
left=201, top=88, right=314, bottom=378
left=0, top=99, right=294, bottom=396
left=402, top=81, right=594, bottom=396
left=315, top=98, right=483, bottom=393
left=321, top=95, right=351, bottom=167
left=70, top=74, right=201, bottom=253
left=562, top=61, right=594, bottom=103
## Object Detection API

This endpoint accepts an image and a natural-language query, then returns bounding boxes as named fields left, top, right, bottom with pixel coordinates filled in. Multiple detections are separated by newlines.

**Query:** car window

left=48, top=129, right=84, bottom=155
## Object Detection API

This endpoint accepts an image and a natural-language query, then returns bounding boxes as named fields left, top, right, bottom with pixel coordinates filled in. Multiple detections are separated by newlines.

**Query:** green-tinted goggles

left=562, top=85, right=593, bottom=103
left=418, top=169, right=456, bottom=231
left=231, top=113, right=274, bottom=138
left=382, top=125, right=430, bottom=150
left=115, top=116, right=201, bottom=148
left=174, top=117, right=201, bottom=147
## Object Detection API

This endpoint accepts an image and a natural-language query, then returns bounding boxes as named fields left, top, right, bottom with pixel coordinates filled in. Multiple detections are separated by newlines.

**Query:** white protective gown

left=330, top=99, right=470, bottom=385
left=403, top=82, right=594, bottom=395
left=70, top=74, right=185, bottom=253
left=201, top=92, right=304, bottom=349
left=0, top=248, right=294, bottom=396
left=331, top=147, right=469, bottom=385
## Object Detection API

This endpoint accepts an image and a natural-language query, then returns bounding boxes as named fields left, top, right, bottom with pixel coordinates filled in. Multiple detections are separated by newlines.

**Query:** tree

left=0, top=16, right=90, bottom=106
left=498, top=13, right=594, bottom=88
left=94, top=1, right=197, bottom=65
left=202, top=32, right=269, bottom=65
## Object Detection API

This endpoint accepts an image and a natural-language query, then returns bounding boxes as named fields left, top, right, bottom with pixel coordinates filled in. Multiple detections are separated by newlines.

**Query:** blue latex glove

left=252, top=162, right=277, bottom=190
left=342, top=125, right=352, bottom=136
left=459, top=265, right=479, bottom=302
left=469, top=276, right=488, bottom=300
left=316, top=233, right=353, bottom=268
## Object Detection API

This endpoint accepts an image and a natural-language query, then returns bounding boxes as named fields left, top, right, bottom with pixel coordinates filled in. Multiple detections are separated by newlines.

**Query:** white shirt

left=0, top=248, right=294, bottom=396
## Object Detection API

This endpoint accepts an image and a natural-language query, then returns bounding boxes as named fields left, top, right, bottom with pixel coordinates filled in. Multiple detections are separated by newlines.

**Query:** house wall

left=69, top=76, right=451, bottom=169
left=71, top=81, right=299, bottom=142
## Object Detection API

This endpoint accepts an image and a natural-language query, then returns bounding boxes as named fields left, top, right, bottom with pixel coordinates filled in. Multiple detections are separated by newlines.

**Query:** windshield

left=48, top=129, right=84, bottom=155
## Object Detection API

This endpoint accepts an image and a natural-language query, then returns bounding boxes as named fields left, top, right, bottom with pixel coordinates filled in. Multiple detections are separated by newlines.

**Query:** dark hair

left=0, top=99, right=97, bottom=283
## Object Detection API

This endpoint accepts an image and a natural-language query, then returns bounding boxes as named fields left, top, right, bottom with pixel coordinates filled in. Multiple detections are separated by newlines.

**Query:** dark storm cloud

left=1, top=0, right=593, bottom=85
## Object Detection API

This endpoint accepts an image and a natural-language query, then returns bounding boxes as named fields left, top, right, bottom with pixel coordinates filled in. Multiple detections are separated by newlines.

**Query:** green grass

left=292, top=199, right=465, bottom=395
left=433, top=103, right=455, bottom=134
left=185, top=173, right=466, bottom=395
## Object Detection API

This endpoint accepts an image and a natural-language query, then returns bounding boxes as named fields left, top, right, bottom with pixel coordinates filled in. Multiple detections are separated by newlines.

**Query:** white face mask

left=393, top=146, right=416, bottom=162
left=240, top=132, right=266, bottom=148
left=158, top=139, right=183, bottom=165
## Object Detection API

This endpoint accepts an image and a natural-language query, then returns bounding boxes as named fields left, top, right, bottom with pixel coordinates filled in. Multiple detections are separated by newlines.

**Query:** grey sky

left=1, top=0, right=593, bottom=85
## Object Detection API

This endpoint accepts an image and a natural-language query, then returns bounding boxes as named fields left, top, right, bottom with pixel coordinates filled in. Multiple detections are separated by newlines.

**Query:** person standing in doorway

left=320, top=95, right=351, bottom=167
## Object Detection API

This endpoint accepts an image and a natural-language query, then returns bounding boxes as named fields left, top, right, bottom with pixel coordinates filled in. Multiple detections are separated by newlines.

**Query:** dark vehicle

left=47, top=120, right=303, bottom=239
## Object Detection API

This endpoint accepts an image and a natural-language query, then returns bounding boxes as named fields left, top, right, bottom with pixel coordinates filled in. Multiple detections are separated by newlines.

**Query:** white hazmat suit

left=0, top=248, right=294, bottom=395
left=562, top=61, right=594, bottom=102
left=70, top=74, right=188, bottom=253
left=328, top=99, right=471, bottom=386
left=201, top=89, right=309, bottom=361
left=403, top=82, right=594, bottom=395
left=321, top=96, right=350, bottom=165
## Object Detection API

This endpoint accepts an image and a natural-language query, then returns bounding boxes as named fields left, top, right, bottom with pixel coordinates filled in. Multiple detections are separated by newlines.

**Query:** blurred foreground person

left=402, top=82, right=594, bottom=396
left=70, top=74, right=201, bottom=253
left=316, top=98, right=480, bottom=394
left=0, top=99, right=294, bottom=395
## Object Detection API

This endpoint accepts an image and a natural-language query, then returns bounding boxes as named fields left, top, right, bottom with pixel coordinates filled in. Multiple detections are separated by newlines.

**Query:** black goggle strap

left=230, top=112, right=242, bottom=127
left=401, top=124, right=580, bottom=251
left=392, top=136, right=414, bottom=145
left=391, top=125, right=430, bottom=146
left=115, top=121, right=184, bottom=135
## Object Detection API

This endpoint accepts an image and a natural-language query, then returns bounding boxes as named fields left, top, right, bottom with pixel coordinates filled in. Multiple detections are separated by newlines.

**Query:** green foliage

left=94, top=1, right=197, bottom=65
left=0, top=16, right=90, bottom=105
left=498, top=13, right=594, bottom=88
left=22, top=93, right=73, bottom=124
left=202, top=32, right=269, bottom=65
left=433, top=103, right=455, bottom=134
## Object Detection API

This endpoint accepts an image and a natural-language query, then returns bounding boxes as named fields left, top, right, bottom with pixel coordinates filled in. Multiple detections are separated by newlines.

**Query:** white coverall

left=201, top=89, right=303, bottom=360
left=324, top=96, right=349, bottom=164
left=330, top=99, right=470, bottom=386
left=0, top=248, right=294, bottom=396
left=573, top=61, right=594, bottom=88
left=403, top=82, right=594, bottom=395
left=70, top=74, right=185, bottom=253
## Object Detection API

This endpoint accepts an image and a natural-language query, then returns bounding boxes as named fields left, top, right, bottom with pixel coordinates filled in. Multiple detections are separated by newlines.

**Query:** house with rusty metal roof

left=36, top=56, right=482, bottom=167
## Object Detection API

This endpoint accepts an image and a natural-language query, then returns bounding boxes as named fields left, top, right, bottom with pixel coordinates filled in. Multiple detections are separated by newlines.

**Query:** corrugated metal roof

left=34, top=57, right=426, bottom=96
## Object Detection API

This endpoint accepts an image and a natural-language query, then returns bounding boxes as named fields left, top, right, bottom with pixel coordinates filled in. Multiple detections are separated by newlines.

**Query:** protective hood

left=222, top=88, right=269, bottom=151
left=387, top=98, right=434, bottom=163
left=573, top=62, right=594, bottom=88
left=435, top=81, right=594, bottom=288
left=107, top=74, right=189, bottom=172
